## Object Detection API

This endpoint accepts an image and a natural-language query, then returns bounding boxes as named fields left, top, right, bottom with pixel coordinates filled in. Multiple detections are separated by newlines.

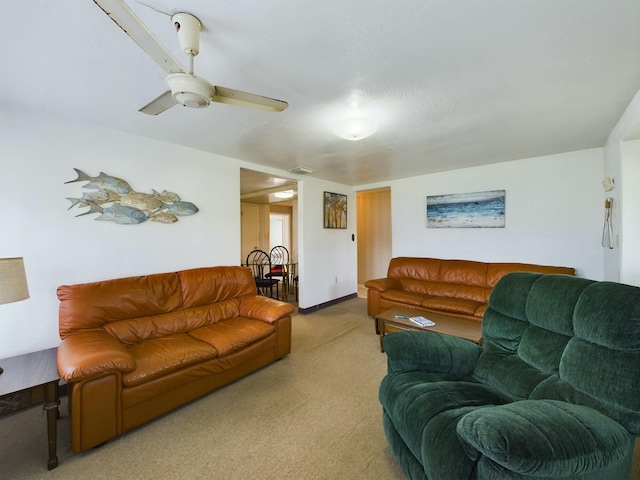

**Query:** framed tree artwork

left=324, top=191, right=347, bottom=229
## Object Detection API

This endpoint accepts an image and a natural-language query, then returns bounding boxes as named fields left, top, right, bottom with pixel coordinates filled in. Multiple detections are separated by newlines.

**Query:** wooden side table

left=0, top=347, right=60, bottom=470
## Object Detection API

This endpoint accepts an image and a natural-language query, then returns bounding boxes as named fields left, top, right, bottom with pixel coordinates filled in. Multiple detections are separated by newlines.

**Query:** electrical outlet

left=335, top=276, right=338, bottom=283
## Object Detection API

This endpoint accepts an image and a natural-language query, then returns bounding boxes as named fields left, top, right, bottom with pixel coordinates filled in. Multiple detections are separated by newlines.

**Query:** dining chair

left=245, top=249, right=280, bottom=299
left=267, top=246, right=290, bottom=295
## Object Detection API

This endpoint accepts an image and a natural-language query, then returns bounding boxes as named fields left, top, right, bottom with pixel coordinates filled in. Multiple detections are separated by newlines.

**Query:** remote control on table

left=409, top=316, right=436, bottom=327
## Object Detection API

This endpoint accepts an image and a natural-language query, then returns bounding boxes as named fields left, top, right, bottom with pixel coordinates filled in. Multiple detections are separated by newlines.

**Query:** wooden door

left=357, top=188, right=392, bottom=284
left=241, top=203, right=260, bottom=263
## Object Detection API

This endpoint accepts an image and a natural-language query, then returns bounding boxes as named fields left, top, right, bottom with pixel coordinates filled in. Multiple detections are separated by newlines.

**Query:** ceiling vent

left=288, top=166, right=315, bottom=175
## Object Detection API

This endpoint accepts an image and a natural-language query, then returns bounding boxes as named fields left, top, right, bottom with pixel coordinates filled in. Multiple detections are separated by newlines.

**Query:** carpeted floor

left=2, top=297, right=638, bottom=479
left=0, top=298, right=406, bottom=480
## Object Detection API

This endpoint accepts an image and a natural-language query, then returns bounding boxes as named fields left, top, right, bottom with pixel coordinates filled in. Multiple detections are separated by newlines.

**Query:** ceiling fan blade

left=212, top=86, right=288, bottom=112
left=139, top=90, right=177, bottom=115
left=93, top=0, right=185, bottom=75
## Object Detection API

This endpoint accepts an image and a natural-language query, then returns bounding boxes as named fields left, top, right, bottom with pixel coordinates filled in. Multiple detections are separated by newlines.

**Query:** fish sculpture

left=78, top=202, right=149, bottom=225
left=65, top=168, right=132, bottom=194
left=66, top=190, right=121, bottom=209
left=155, top=190, right=181, bottom=203
left=150, top=211, right=179, bottom=223
left=119, top=191, right=165, bottom=211
left=65, top=169, right=198, bottom=225
left=162, top=201, right=199, bottom=216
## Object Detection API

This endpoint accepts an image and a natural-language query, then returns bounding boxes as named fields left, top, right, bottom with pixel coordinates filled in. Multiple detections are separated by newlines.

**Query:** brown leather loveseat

left=365, top=257, right=575, bottom=326
left=57, top=265, right=295, bottom=453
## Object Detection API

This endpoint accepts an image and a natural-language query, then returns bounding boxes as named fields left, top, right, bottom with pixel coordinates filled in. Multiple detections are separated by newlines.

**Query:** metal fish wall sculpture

left=65, top=168, right=199, bottom=225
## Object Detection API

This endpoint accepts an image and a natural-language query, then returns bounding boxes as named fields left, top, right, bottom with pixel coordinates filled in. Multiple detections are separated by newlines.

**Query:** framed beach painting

left=324, top=191, right=347, bottom=229
left=427, top=190, right=505, bottom=228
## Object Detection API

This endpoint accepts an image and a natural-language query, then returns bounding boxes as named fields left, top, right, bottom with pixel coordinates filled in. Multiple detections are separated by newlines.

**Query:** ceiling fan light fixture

left=92, top=1, right=288, bottom=115
left=166, top=73, right=214, bottom=108
left=333, top=117, right=377, bottom=141
left=175, top=91, right=209, bottom=108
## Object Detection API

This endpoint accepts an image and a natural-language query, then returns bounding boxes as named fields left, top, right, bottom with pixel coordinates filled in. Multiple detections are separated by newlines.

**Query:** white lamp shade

left=0, top=257, right=30, bottom=305
left=333, top=117, right=377, bottom=141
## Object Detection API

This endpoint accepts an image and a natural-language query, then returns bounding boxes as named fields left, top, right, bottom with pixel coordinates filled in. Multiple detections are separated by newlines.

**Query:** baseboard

left=297, top=293, right=358, bottom=314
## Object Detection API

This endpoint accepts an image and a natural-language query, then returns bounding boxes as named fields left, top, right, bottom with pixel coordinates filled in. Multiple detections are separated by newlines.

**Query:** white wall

left=0, top=108, right=237, bottom=358
left=621, top=139, right=640, bottom=286
left=1, top=98, right=629, bottom=358
left=604, top=87, right=640, bottom=282
left=0, top=109, right=240, bottom=358
left=297, top=179, right=358, bottom=308
left=0, top=107, right=360, bottom=358
left=360, top=149, right=604, bottom=280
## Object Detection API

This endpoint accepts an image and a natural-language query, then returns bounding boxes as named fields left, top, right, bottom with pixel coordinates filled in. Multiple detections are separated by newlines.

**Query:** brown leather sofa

left=57, top=265, right=295, bottom=454
left=365, top=257, right=575, bottom=327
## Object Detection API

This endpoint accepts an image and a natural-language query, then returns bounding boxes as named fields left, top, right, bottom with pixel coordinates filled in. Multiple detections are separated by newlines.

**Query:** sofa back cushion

left=388, top=257, right=489, bottom=303
left=101, top=299, right=243, bottom=345
left=386, top=258, right=575, bottom=305
left=58, top=266, right=257, bottom=341
left=474, top=272, right=640, bottom=434
left=486, top=262, right=575, bottom=288
left=387, top=257, right=442, bottom=282
left=178, top=266, right=256, bottom=307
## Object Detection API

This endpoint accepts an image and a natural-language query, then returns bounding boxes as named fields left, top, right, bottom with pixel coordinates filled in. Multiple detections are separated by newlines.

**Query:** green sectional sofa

left=379, top=272, right=640, bottom=479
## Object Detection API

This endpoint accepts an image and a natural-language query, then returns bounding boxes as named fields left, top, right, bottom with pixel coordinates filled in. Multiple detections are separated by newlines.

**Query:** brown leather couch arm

left=365, top=278, right=401, bottom=291
left=239, top=296, right=296, bottom=323
left=366, top=278, right=401, bottom=318
left=58, top=330, right=135, bottom=383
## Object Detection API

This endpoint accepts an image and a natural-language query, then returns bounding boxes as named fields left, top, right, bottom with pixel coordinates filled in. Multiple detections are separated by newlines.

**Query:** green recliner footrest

left=456, top=399, right=632, bottom=478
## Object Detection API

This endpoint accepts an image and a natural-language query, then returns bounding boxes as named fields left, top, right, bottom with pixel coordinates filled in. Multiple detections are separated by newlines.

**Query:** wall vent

left=288, top=166, right=315, bottom=175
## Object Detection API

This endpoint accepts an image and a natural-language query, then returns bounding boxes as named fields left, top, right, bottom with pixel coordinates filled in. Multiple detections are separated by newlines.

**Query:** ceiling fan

left=92, top=0, right=288, bottom=115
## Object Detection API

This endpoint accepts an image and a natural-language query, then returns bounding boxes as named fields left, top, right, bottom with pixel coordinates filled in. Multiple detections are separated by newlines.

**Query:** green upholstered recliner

left=379, top=272, right=640, bottom=479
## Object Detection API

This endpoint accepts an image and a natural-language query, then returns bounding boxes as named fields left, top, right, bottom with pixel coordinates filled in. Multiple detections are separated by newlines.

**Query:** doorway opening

left=240, top=168, right=298, bottom=303
left=270, top=213, right=292, bottom=252
left=356, top=187, right=392, bottom=297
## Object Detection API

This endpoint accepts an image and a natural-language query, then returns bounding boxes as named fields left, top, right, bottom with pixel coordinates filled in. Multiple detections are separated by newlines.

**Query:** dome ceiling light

left=333, top=117, right=377, bottom=141
left=273, top=190, right=295, bottom=199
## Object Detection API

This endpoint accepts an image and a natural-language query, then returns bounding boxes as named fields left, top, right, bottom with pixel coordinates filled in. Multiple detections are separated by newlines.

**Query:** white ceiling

left=240, top=168, right=297, bottom=205
left=1, top=1, right=639, bottom=187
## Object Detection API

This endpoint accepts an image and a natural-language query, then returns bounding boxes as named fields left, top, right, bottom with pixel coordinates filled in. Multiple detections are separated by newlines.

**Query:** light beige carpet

left=2, top=297, right=638, bottom=479
left=0, top=298, right=406, bottom=480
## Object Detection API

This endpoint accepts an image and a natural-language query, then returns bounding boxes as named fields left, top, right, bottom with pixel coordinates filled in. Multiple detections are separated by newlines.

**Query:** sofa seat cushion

left=380, top=289, right=427, bottom=307
left=189, top=317, right=275, bottom=357
left=421, top=296, right=483, bottom=316
left=379, top=371, right=511, bottom=479
left=123, top=334, right=217, bottom=387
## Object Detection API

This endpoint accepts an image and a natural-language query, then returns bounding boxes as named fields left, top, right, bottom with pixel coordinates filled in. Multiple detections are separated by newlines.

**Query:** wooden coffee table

left=375, top=307, right=483, bottom=352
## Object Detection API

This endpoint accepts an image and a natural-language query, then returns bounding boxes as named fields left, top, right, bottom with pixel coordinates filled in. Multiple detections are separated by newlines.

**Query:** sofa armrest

left=239, top=295, right=295, bottom=323
left=57, top=330, right=135, bottom=383
left=457, top=399, right=631, bottom=477
left=384, top=330, right=481, bottom=375
left=364, top=277, right=401, bottom=292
